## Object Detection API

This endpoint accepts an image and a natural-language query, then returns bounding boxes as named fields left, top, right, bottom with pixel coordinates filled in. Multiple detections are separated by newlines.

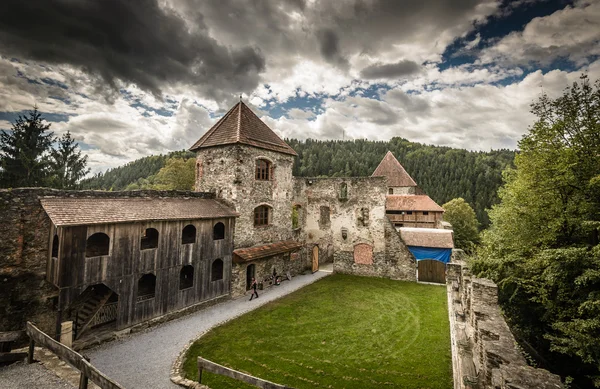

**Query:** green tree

left=153, top=157, right=196, bottom=190
left=474, top=75, right=600, bottom=386
left=48, top=131, right=90, bottom=189
left=0, top=108, right=54, bottom=187
left=442, top=198, right=479, bottom=253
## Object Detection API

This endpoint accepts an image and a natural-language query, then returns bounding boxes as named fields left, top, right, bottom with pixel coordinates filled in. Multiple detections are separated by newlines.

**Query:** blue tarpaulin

left=407, top=246, right=452, bottom=264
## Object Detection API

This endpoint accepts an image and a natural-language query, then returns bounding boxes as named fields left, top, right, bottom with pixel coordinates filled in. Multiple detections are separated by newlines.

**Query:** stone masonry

left=446, top=261, right=563, bottom=389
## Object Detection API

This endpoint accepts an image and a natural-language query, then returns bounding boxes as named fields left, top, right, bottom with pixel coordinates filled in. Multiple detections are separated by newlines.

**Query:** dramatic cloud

left=0, top=0, right=266, bottom=102
left=360, top=60, right=422, bottom=80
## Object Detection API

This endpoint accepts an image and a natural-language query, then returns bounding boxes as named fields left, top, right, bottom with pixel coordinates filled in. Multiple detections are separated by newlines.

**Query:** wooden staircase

left=74, top=288, right=114, bottom=339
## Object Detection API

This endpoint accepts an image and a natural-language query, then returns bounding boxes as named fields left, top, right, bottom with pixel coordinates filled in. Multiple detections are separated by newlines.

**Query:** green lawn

left=183, top=274, right=452, bottom=389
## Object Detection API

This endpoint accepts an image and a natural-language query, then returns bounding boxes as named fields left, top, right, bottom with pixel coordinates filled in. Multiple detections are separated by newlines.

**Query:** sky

left=0, top=0, right=599, bottom=174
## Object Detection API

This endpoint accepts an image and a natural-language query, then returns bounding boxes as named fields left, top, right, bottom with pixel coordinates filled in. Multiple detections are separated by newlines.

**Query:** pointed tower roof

left=189, top=101, right=297, bottom=156
left=371, top=151, right=417, bottom=187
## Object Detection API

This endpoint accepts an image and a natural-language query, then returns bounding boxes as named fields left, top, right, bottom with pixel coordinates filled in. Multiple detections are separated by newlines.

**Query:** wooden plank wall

left=57, top=218, right=235, bottom=329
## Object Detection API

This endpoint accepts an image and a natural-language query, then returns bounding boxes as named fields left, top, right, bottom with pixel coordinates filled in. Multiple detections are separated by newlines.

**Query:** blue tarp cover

left=408, top=246, right=452, bottom=264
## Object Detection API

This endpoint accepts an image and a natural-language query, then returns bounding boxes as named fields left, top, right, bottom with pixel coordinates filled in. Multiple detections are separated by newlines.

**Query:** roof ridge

left=189, top=103, right=239, bottom=150
left=236, top=101, right=242, bottom=142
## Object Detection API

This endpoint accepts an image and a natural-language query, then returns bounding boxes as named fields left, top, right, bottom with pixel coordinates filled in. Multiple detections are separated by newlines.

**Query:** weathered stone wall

left=195, top=145, right=295, bottom=249
left=0, top=188, right=214, bottom=336
left=293, top=177, right=415, bottom=280
left=447, top=261, right=563, bottom=389
left=230, top=249, right=309, bottom=298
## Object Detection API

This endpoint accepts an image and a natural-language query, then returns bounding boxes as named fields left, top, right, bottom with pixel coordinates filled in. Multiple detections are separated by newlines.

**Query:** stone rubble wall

left=446, top=261, right=563, bottom=389
left=293, top=177, right=415, bottom=281
left=0, top=188, right=214, bottom=336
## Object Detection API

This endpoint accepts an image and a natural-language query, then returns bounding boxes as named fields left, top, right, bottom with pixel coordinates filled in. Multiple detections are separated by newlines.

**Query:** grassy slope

left=183, top=274, right=452, bottom=389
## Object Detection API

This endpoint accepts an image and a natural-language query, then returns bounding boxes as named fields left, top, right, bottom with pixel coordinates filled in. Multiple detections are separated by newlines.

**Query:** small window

left=141, top=228, right=159, bottom=250
left=182, top=225, right=196, bottom=244
left=51, top=235, right=59, bottom=258
left=319, top=206, right=330, bottom=226
left=86, top=233, right=110, bottom=257
left=211, top=259, right=224, bottom=281
left=292, top=205, right=301, bottom=229
left=423, top=211, right=429, bottom=215
left=406, top=211, right=413, bottom=215
left=137, top=273, right=156, bottom=301
left=254, top=205, right=270, bottom=226
left=339, top=182, right=348, bottom=199
left=213, top=222, right=225, bottom=240
left=255, top=159, right=271, bottom=180
left=389, top=188, right=393, bottom=194
left=179, top=265, right=194, bottom=290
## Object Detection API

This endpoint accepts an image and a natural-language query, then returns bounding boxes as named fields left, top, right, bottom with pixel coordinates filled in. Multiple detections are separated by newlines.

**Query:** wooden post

left=27, top=338, right=35, bottom=364
left=198, top=364, right=203, bottom=384
left=79, top=355, right=90, bottom=389
left=60, top=321, right=73, bottom=348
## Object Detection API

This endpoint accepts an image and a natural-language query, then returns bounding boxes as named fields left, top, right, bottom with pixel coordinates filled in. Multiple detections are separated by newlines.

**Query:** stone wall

left=195, top=145, right=295, bottom=249
left=230, top=249, right=309, bottom=298
left=293, top=177, right=415, bottom=280
left=0, top=188, right=214, bottom=336
left=447, top=262, right=563, bottom=389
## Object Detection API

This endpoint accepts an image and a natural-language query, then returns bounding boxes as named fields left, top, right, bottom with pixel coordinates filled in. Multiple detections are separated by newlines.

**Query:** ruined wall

left=195, top=145, right=295, bottom=248
left=447, top=262, right=563, bottom=389
left=293, top=177, right=415, bottom=280
left=0, top=188, right=214, bottom=336
left=230, top=249, right=309, bottom=297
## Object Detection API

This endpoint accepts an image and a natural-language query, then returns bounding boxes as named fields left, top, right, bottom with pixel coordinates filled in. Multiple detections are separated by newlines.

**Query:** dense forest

left=81, top=137, right=515, bottom=228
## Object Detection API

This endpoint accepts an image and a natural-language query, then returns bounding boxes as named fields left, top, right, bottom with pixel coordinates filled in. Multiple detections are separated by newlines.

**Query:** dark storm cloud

left=0, top=0, right=265, bottom=101
left=360, top=60, right=422, bottom=79
left=317, top=29, right=349, bottom=69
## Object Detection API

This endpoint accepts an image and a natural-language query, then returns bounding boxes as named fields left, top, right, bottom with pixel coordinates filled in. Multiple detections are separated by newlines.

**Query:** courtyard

left=183, top=274, right=452, bottom=389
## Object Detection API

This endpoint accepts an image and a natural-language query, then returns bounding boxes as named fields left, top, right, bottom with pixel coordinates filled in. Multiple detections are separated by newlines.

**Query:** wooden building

left=40, top=197, right=238, bottom=339
left=385, top=195, right=444, bottom=229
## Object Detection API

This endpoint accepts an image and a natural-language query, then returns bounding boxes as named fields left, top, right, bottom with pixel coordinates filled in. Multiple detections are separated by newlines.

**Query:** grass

left=183, top=274, right=452, bottom=389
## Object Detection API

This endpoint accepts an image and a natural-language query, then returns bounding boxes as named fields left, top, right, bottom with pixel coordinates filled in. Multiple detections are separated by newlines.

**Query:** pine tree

left=0, top=108, right=54, bottom=188
left=48, top=131, right=90, bottom=189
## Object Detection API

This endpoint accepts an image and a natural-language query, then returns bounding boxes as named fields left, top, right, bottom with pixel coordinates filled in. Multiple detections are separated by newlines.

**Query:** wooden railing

left=88, top=302, right=118, bottom=328
left=197, top=357, right=294, bottom=389
left=26, top=322, right=125, bottom=389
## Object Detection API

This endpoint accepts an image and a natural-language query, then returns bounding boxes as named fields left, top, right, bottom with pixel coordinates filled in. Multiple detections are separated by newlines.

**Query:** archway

left=246, top=264, right=256, bottom=290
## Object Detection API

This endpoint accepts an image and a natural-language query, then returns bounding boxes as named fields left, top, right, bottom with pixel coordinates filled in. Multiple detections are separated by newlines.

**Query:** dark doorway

left=213, top=222, right=225, bottom=240
left=182, top=225, right=196, bottom=244
left=179, top=265, right=194, bottom=290
left=85, top=233, right=110, bottom=257
left=211, top=259, right=224, bottom=281
left=246, top=264, right=256, bottom=290
left=137, top=273, right=156, bottom=301
left=141, top=228, right=159, bottom=250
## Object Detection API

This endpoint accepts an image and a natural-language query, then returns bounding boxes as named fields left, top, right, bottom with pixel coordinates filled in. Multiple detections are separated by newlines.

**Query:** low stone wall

left=0, top=188, right=215, bottom=336
left=447, top=262, right=563, bottom=389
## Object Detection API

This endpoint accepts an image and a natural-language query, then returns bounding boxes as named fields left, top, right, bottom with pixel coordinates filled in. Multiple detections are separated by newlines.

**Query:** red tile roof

left=233, top=240, right=303, bottom=263
left=189, top=101, right=298, bottom=156
left=40, top=197, right=239, bottom=227
left=399, top=227, right=454, bottom=248
left=386, top=195, right=444, bottom=212
left=371, top=151, right=417, bottom=187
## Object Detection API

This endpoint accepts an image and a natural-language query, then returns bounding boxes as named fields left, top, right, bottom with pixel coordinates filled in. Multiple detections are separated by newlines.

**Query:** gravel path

left=0, top=361, right=74, bottom=389
left=87, top=270, right=330, bottom=389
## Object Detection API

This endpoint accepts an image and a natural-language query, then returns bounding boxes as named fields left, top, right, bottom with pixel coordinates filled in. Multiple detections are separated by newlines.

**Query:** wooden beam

left=198, top=357, right=294, bottom=389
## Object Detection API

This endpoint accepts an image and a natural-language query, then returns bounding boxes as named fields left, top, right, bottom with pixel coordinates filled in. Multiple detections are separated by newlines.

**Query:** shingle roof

left=386, top=195, right=444, bottom=212
left=399, top=227, right=454, bottom=249
left=40, top=197, right=239, bottom=227
left=371, top=151, right=417, bottom=187
left=189, top=101, right=298, bottom=156
left=233, top=240, right=303, bottom=263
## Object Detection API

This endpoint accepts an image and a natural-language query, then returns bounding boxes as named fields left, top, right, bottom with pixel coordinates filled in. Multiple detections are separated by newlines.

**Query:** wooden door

left=312, top=246, right=319, bottom=272
left=417, top=260, right=446, bottom=284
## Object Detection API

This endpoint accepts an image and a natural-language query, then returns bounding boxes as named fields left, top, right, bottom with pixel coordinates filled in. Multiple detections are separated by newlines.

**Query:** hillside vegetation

left=81, top=137, right=515, bottom=228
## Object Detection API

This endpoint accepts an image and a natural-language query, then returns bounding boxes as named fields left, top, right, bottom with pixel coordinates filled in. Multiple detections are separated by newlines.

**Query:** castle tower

left=190, top=101, right=297, bottom=249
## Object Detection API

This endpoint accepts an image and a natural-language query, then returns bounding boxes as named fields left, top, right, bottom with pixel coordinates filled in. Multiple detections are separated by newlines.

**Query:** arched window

left=141, top=228, right=159, bottom=250
left=51, top=234, right=59, bottom=258
left=340, top=182, right=348, bottom=199
left=389, top=188, right=393, bottom=194
left=254, top=205, right=271, bottom=226
left=137, top=273, right=156, bottom=301
left=179, top=265, right=194, bottom=290
left=213, top=222, right=225, bottom=240
left=255, top=159, right=271, bottom=181
left=211, top=259, right=224, bottom=281
left=182, top=225, right=196, bottom=244
left=85, top=233, right=110, bottom=257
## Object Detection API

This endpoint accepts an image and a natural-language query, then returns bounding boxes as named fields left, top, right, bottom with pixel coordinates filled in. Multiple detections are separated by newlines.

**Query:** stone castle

left=0, top=100, right=563, bottom=388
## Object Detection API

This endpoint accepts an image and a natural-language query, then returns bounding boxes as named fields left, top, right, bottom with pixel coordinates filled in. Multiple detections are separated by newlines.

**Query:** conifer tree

left=0, top=108, right=54, bottom=187
left=48, top=131, right=90, bottom=189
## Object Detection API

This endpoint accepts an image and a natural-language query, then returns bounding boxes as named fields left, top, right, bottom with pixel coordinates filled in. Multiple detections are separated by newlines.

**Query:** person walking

left=249, top=277, right=259, bottom=301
